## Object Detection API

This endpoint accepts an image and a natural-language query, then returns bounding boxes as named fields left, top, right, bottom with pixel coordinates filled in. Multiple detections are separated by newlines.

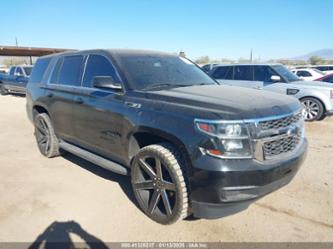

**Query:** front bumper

left=326, top=110, right=333, bottom=116
left=189, top=139, right=308, bottom=219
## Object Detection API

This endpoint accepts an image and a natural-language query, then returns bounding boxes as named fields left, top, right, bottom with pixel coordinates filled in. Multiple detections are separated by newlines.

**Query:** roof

left=39, top=48, right=176, bottom=59
left=0, top=45, right=75, bottom=57
left=214, top=63, right=282, bottom=67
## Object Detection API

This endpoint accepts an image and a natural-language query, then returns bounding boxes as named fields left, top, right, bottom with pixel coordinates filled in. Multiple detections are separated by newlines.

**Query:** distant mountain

left=292, top=49, right=333, bottom=60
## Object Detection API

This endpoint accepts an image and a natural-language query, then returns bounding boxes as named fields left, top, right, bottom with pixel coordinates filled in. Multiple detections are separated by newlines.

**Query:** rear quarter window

left=29, top=58, right=52, bottom=83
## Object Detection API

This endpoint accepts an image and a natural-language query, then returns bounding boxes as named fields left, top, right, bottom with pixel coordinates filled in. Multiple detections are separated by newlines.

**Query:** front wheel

left=131, top=143, right=189, bottom=225
left=301, top=97, right=324, bottom=121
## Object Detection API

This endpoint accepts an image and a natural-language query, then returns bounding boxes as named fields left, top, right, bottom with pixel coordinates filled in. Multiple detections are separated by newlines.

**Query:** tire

left=0, top=84, right=8, bottom=95
left=301, top=97, right=324, bottom=121
left=131, top=143, right=189, bottom=225
left=34, top=113, right=61, bottom=158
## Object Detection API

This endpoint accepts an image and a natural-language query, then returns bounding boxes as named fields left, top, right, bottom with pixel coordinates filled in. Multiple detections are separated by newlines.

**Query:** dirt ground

left=0, top=95, right=332, bottom=243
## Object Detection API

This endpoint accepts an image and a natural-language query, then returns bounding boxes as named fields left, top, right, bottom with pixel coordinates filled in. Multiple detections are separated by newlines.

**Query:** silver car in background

left=209, top=64, right=333, bottom=121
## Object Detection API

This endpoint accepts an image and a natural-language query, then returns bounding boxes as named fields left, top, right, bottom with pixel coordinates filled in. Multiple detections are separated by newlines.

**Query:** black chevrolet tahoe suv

left=26, top=49, right=307, bottom=224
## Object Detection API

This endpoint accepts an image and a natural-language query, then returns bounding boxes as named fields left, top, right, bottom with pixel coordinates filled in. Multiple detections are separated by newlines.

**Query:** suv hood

left=292, top=80, right=333, bottom=89
left=145, top=85, right=301, bottom=120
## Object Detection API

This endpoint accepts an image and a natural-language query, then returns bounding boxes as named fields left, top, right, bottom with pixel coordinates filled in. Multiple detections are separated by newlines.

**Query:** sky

left=0, top=0, right=332, bottom=60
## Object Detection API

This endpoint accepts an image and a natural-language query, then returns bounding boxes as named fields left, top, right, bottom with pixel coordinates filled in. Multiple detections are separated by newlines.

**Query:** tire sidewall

left=34, top=113, right=59, bottom=157
left=301, top=97, right=324, bottom=121
left=131, top=145, right=187, bottom=225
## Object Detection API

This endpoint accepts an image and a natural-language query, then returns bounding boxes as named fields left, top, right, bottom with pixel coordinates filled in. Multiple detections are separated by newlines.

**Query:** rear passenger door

left=210, top=66, right=234, bottom=85
left=45, top=55, right=85, bottom=142
left=73, top=54, right=127, bottom=164
left=232, top=65, right=260, bottom=89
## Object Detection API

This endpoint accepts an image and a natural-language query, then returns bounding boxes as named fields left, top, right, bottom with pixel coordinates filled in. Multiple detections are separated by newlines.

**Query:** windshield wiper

left=142, top=83, right=174, bottom=91
left=142, top=83, right=212, bottom=91
left=143, top=83, right=192, bottom=91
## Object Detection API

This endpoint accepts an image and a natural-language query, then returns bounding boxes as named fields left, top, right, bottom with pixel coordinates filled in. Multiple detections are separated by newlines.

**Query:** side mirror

left=271, top=75, right=281, bottom=82
left=93, top=76, right=122, bottom=91
left=15, top=72, right=23, bottom=77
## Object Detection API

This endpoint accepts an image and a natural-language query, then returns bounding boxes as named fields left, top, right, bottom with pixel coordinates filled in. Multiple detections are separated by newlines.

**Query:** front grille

left=259, top=112, right=302, bottom=130
left=254, top=111, right=304, bottom=160
left=263, top=133, right=301, bottom=159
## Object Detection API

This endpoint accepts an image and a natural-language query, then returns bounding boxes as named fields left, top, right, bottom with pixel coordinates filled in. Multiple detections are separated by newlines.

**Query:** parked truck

left=0, top=65, right=33, bottom=95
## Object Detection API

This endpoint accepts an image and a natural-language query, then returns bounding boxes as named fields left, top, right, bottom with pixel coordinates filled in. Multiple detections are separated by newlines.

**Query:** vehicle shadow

left=62, top=153, right=200, bottom=222
left=62, top=153, right=140, bottom=210
left=28, top=220, right=109, bottom=249
left=6, top=93, right=26, bottom=98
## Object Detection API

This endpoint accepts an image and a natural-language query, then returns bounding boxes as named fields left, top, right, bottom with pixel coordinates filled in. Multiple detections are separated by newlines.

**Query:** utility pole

left=15, top=37, right=18, bottom=47
left=250, top=49, right=253, bottom=63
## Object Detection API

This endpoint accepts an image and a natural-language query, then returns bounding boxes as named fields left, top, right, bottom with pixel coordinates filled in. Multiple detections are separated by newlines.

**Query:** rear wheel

left=131, top=143, right=189, bottom=224
left=0, top=84, right=8, bottom=95
left=301, top=97, right=324, bottom=121
left=34, top=113, right=61, bottom=158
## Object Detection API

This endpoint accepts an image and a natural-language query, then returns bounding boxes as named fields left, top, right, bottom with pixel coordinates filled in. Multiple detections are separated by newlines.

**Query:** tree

left=238, top=57, right=250, bottom=63
left=194, top=56, right=210, bottom=64
left=309, top=56, right=323, bottom=65
left=221, top=58, right=235, bottom=64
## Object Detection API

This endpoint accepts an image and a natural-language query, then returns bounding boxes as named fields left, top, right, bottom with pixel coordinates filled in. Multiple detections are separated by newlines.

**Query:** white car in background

left=291, top=68, right=325, bottom=81
left=209, top=64, right=333, bottom=121
left=313, top=65, right=333, bottom=75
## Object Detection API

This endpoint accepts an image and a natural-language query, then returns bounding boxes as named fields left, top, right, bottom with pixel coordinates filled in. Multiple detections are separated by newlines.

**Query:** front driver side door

left=73, top=54, right=127, bottom=165
left=256, top=66, right=288, bottom=94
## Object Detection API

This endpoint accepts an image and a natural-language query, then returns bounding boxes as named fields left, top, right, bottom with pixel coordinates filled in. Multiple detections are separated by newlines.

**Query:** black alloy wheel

left=131, top=143, right=189, bottom=224
left=34, top=113, right=61, bottom=158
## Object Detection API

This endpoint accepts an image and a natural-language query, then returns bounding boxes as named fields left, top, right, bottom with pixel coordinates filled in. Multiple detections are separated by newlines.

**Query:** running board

left=59, top=141, right=129, bottom=176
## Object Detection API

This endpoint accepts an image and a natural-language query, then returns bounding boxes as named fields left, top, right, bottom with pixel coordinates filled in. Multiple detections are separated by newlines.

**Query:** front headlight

left=195, top=119, right=252, bottom=159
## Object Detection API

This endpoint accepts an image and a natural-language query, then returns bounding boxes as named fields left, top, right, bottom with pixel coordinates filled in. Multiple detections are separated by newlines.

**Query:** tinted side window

left=82, top=55, right=120, bottom=88
left=9, top=67, right=16, bottom=75
left=234, top=66, right=253, bottom=81
left=49, top=58, right=63, bottom=84
left=201, top=65, right=210, bottom=72
left=254, top=66, right=275, bottom=82
left=16, top=67, right=24, bottom=76
left=58, top=55, right=84, bottom=86
left=212, top=66, right=232, bottom=79
left=297, top=71, right=312, bottom=77
left=324, top=76, right=333, bottom=83
left=29, top=58, right=52, bottom=83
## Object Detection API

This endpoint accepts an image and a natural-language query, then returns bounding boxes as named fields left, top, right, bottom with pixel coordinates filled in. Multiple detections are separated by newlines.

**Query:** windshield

left=115, top=54, right=217, bottom=90
left=23, top=67, right=32, bottom=76
left=272, top=65, right=300, bottom=82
